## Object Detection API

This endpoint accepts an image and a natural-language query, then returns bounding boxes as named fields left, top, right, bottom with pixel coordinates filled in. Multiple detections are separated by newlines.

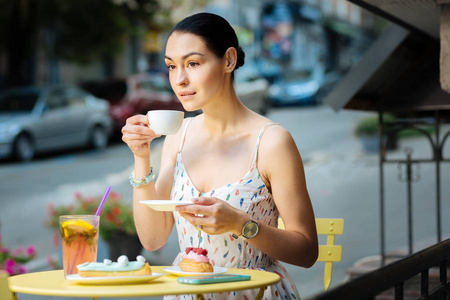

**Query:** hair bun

left=235, top=46, right=245, bottom=70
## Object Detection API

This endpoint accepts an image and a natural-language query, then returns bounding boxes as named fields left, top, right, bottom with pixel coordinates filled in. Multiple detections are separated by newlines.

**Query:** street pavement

left=3, top=104, right=450, bottom=299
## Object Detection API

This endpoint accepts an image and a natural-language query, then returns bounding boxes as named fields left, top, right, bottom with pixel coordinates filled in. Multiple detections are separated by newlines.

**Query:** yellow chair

left=0, top=270, right=15, bottom=300
left=278, top=218, right=344, bottom=291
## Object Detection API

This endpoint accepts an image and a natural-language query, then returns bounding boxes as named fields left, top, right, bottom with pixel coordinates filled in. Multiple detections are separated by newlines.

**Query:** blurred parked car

left=267, top=70, right=321, bottom=106
left=235, top=69, right=270, bottom=115
left=107, top=73, right=188, bottom=131
left=81, top=79, right=127, bottom=106
left=0, top=85, right=112, bottom=161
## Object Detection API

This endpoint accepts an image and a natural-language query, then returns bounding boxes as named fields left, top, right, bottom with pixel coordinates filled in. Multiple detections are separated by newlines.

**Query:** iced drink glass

left=59, top=215, right=99, bottom=277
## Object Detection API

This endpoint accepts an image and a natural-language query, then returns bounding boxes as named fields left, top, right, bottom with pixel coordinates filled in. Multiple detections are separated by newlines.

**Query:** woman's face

left=164, top=32, right=228, bottom=112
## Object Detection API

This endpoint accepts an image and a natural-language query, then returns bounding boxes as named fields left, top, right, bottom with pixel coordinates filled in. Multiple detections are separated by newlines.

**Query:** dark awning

left=324, top=24, right=450, bottom=115
left=348, top=0, right=440, bottom=39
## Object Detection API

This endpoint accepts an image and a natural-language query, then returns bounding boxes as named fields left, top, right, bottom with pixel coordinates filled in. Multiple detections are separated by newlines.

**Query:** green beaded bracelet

left=129, top=168, right=155, bottom=187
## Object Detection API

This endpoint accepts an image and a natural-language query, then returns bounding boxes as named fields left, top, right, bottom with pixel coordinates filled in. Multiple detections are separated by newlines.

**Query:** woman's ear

left=224, top=47, right=237, bottom=73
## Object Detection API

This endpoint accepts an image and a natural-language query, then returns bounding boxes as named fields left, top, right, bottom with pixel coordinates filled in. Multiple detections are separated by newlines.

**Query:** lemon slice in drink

left=61, top=220, right=94, bottom=238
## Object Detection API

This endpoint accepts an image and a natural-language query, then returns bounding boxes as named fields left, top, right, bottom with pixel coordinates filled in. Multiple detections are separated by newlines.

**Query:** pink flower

left=74, top=191, right=82, bottom=199
left=5, top=268, right=14, bottom=275
left=4, top=258, right=16, bottom=269
left=47, top=203, right=55, bottom=214
left=26, top=245, right=36, bottom=257
left=0, top=247, right=8, bottom=254
left=17, top=265, right=28, bottom=274
left=52, top=231, right=60, bottom=249
left=12, top=247, right=24, bottom=256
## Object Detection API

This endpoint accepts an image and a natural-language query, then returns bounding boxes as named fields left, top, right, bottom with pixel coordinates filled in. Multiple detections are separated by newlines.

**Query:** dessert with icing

left=77, top=255, right=152, bottom=277
left=179, top=247, right=213, bottom=273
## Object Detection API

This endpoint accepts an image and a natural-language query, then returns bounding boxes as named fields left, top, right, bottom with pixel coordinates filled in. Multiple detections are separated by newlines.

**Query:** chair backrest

left=0, top=270, right=13, bottom=300
left=278, top=218, right=344, bottom=291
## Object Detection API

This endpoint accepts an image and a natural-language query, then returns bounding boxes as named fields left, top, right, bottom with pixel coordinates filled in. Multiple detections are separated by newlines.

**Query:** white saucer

left=140, top=200, right=194, bottom=211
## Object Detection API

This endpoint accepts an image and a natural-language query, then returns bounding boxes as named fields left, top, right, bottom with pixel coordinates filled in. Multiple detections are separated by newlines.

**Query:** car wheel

left=89, top=126, right=108, bottom=150
left=13, top=133, right=35, bottom=161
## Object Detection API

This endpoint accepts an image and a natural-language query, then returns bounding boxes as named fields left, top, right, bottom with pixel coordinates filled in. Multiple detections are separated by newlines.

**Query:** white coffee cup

left=147, top=110, right=184, bottom=135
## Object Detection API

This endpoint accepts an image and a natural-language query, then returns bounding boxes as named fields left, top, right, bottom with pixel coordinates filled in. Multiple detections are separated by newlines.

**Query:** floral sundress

left=164, top=118, right=300, bottom=300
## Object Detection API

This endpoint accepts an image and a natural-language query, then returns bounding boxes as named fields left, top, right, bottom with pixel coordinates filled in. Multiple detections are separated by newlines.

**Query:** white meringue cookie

left=136, top=255, right=146, bottom=263
left=103, top=259, right=112, bottom=265
left=117, top=255, right=129, bottom=266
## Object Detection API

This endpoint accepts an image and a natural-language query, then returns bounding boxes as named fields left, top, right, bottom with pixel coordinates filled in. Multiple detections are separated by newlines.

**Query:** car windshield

left=0, top=92, right=39, bottom=112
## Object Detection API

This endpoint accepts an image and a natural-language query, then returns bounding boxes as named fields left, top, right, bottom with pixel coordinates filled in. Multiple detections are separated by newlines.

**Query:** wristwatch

left=232, top=218, right=259, bottom=240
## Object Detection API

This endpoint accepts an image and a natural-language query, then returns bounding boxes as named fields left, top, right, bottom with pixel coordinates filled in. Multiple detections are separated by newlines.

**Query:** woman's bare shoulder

left=258, top=123, right=300, bottom=165
left=262, top=123, right=293, bottom=147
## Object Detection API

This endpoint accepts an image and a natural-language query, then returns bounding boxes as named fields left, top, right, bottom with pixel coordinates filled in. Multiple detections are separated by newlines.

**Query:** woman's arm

left=248, top=125, right=318, bottom=267
left=122, top=115, right=183, bottom=251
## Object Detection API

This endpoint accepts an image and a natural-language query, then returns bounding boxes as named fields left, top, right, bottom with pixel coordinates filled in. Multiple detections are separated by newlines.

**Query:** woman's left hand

left=175, top=197, right=248, bottom=236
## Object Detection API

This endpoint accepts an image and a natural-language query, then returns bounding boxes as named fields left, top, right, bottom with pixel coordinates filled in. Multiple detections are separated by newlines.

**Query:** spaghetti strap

left=178, top=118, right=194, bottom=152
left=250, top=122, right=279, bottom=170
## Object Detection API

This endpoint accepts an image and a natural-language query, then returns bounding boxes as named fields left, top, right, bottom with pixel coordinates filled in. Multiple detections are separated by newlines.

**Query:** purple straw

left=95, top=186, right=111, bottom=216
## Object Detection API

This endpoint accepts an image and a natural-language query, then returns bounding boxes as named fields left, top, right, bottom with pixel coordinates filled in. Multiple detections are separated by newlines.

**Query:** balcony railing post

left=308, top=239, right=450, bottom=300
left=395, top=282, right=404, bottom=300
left=421, top=269, right=429, bottom=297
left=440, top=259, right=447, bottom=285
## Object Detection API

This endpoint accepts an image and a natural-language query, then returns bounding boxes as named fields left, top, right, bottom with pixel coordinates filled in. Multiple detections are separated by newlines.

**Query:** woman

left=122, top=12, right=318, bottom=299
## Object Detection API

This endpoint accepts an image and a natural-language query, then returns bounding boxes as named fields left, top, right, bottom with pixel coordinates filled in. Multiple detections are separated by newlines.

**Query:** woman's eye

left=188, top=62, right=199, bottom=68
left=166, top=64, right=175, bottom=70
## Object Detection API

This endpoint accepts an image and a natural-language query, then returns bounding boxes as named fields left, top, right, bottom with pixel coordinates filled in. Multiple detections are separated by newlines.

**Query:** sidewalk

left=18, top=106, right=450, bottom=300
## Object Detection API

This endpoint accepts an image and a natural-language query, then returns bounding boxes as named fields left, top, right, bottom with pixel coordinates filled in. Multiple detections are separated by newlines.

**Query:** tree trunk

left=6, top=0, right=38, bottom=88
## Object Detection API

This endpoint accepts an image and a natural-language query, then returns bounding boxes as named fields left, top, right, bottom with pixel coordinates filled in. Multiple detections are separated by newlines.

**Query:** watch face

left=243, top=220, right=259, bottom=239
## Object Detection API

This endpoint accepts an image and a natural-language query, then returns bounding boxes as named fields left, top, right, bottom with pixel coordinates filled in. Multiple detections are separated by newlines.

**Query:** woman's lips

left=178, top=91, right=196, bottom=100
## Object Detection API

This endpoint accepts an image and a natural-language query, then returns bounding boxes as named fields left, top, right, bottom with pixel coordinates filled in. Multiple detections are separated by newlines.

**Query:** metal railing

left=309, top=239, right=450, bottom=300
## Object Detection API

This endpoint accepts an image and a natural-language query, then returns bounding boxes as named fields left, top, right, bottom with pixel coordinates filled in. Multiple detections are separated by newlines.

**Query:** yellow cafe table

left=8, top=266, right=281, bottom=300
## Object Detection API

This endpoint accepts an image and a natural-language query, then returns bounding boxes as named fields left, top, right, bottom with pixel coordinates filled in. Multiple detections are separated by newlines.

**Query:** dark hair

left=169, top=12, right=245, bottom=72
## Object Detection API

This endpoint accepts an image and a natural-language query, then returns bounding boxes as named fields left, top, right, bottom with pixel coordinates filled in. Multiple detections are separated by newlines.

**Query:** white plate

left=65, top=273, right=163, bottom=285
left=163, top=266, right=228, bottom=276
left=140, top=200, right=194, bottom=211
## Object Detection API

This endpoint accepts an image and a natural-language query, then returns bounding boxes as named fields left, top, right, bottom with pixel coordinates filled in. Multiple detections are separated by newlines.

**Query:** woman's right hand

left=121, top=114, right=161, bottom=158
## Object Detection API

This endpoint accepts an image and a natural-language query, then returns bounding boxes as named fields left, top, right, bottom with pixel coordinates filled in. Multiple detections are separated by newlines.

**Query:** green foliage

left=50, top=1, right=129, bottom=62
left=397, top=126, right=435, bottom=139
left=354, top=113, right=436, bottom=138
left=0, top=234, right=36, bottom=275
left=42, top=0, right=160, bottom=63
left=354, top=114, right=397, bottom=137
left=0, top=0, right=160, bottom=63
left=45, top=191, right=137, bottom=241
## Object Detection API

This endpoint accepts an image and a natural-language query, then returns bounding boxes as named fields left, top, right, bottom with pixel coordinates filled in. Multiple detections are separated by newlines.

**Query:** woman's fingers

left=177, top=197, right=239, bottom=235
left=126, top=114, right=149, bottom=125
left=121, top=114, right=161, bottom=157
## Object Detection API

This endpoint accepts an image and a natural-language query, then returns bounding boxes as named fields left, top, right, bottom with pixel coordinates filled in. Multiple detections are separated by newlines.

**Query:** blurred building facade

left=5, top=0, right=384, bottom=88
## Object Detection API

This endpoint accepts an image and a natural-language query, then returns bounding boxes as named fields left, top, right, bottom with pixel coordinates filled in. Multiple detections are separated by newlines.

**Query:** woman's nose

left=176, top=69, right=188, bottom=86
